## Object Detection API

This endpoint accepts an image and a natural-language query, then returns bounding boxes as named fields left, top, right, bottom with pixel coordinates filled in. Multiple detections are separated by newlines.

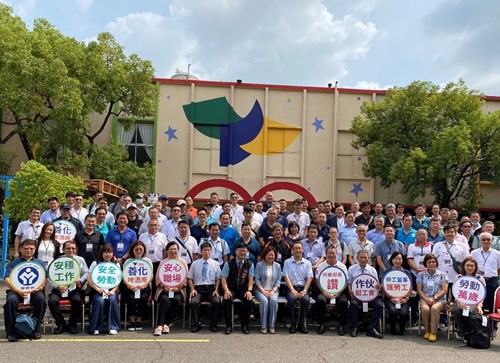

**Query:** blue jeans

left=254, top=288, right=279, bottom=329
left=87, top=292, right=120, bottom=333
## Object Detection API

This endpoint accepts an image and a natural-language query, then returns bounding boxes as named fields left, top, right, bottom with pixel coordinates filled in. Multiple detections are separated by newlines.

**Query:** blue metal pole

left=1, top=176, right=12, bottom=279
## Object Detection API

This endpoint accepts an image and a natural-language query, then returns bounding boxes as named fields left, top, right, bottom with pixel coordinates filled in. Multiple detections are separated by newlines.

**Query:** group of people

left=4, top=190, right=500, bottom=345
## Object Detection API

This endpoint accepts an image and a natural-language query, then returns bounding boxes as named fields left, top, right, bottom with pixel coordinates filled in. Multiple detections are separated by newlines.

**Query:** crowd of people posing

left=3, top=191, right=500, bottom=345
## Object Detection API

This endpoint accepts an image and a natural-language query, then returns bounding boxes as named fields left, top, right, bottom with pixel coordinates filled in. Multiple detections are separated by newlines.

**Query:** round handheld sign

left=157, top=258, right=188, bottom=289
left=123, top=258, right=153, bottom=289
left=53, top=220, right=77, bottom=244
left=9, top=261, right=46, bottom=294
left=47, top=256, right=82, bottom=287
left=318, top=266, right=347, bottom=296
left=382, top=270, right=412, bottom=299
left=90, top=262, right=122, bottom=290
left=452, top=275, right=486, bottom=307
left=351, top=273, right=380, bottom=302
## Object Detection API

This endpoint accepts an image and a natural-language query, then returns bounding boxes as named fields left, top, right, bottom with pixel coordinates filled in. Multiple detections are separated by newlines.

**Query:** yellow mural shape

left=241, top=117, right=301, bottom=155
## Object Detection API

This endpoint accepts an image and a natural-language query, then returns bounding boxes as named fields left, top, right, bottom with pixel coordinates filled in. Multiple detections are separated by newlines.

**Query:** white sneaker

left=109, top=330, right=118, bottom=335
left=438, top=323, right=446, bottom=331
left=94, top=330, right=99, bottom=335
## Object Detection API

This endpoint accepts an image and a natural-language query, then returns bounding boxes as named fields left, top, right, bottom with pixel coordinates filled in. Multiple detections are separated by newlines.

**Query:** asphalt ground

left=1, top=281, right=499, bottom=363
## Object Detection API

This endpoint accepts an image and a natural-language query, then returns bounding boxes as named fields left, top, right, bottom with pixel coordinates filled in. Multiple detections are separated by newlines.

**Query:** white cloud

left=74, top=0, right=94, bottom=13
left=354, top=81, right=382, bottom=90
left=10, top=0, right=37, bottom=18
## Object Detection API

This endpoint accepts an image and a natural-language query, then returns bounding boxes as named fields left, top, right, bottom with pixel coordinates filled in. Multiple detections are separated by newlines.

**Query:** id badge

left=148, top=249, right=154, bottom=255
left=86, top=243, right=93, bottom=252
left=277, top=253, right=282, bottom=261
left=117, top=243, right=124, bottom=252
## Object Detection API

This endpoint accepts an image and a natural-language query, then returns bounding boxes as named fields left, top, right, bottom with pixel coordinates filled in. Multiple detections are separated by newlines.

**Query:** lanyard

left=481, top=250, right=491, bottom=266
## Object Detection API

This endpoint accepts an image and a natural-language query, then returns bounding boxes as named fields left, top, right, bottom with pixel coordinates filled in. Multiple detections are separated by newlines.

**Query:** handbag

left=444, top=242, right=461, bottom=274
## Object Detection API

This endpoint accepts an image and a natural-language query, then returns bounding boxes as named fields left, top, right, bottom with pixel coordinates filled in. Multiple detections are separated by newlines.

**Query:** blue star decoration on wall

left=350, top=183, right=363, bottom=197
left=312, top=117, right=325, bottom=132
left=165, top=126, right=177, bottom=141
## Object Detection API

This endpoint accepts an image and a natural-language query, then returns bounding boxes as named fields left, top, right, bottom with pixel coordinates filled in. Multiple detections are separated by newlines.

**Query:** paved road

left=1, top=281, right=499, bottom=363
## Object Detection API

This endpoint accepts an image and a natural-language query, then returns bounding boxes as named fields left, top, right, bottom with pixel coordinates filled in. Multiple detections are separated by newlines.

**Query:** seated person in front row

left=283, top=242, right=313, bottom=334
left=3, top=239, right=47, bottom=342
left=221, top=242, right=254, bottom=335
left=315, top=244, right=349, bottom=335
left=48, top=240, right=89, bottom=334
left=188, top=242, right=221, bottom=333
left=347, top=250, right=384, bottom=339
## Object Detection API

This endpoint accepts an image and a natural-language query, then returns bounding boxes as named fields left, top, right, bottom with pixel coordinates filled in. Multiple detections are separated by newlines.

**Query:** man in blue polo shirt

left=106, top=211, right=137, bottom=262
left=395, top=214, right=417, bottom=246
left=374, top=225, right=406, bottom=279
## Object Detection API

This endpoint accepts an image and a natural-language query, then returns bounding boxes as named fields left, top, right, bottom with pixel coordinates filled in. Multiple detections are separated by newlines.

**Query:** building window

left=118, top=121, right=154, bottom=166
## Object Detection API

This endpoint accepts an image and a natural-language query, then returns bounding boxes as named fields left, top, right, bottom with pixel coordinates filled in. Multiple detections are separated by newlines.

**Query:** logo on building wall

left=183, top=97, right=301, bottom=166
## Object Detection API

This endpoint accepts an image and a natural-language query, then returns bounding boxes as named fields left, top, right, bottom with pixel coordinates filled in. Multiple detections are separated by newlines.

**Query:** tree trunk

left=18, top=130, right=35, bottom=160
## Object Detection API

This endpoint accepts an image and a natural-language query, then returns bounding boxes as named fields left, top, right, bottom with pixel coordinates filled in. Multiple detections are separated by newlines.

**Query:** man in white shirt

left=286, top=198, right=311, bottom=237
left=14, top=206, right=44, bottom=258
left=171, top=220, right=197, bottom=266
left=70, top=193, right=88, bottom=224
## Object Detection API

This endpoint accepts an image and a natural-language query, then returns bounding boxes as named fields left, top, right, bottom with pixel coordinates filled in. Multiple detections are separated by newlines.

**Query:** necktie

left=202, top=261, right=208, bottom=282
left=238, top=261, right=243, bottom=274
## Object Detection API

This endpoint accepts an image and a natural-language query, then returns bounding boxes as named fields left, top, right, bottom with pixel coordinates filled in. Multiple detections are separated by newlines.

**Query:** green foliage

left=351, top=80, right=500, bottom=209
left=5, top=160, right=85, bottom=221
left=0, top=148, right=15, bottom=175
left=0, top=3, right=156, bottom=173
left=89, top=143, right=153, bottom=196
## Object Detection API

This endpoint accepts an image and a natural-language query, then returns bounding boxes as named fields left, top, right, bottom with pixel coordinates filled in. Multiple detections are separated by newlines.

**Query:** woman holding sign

left=123, top=241, right=153, bottom=331
left=383, top=251, right=411, bottom=335
left=154, top=242, right=188, bottom=336
left=416, top=254, right=448, bottom=342
left=451, top=257, right=485, bottom=338
left=87, top=244, right=121, bottom=335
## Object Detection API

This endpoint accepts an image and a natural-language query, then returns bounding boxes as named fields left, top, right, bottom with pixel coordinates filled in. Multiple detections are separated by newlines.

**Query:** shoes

left=109, top=330, right=118, bottom=335
left=317, top=324, right=325, bottom=334
left=7, top=335, right=18, bottom=342
left=428, top=333, right=437, bottom=342
left=154, top=327, right=162, bottom=336
left=437, top=323, right=446, bottom=331
left=68, top=326, right=78, bottom=334
left=250, top=314, right=257, bottom=321
left=210, top=325, right=218, bottom=333
left=242, top=326, right=250, bottom=334
left=298, top=325, right=308, bottom=334
left=350, top=328, right=358, bottom=337
left=289, top=324, right=297, bottom=334
left=135, top=322, right=143, bottom=331
left=423, top=332, right=430, bottom=339
left=261, top=328, right=267, bottom=334
left=269, top=328, right=276, bottom=334
left=93, top=330, right=100, bottom=335
left=338, top=325, right=345, bottom=336
left=366, top=328, right=384, bottom=339
left=191, top=325, right=202, bottom=333
left=33, top=332, right=42, bottom=340
left=224, top=327, right=232, bottom=335
left=162, top=325, right=170, bottom=334
left=54, top=324, right=66, bottom=335
left=127, top=322, right=136, bottom=331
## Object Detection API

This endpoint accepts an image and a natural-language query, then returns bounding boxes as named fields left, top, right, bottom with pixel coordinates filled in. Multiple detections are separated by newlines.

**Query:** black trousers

left=223, top=288, right=253, bottom=328
left=384, top=299, right=409, bottom=332
left=3, top=290, right=46, bottom=336
left=156, top=291, right=183, bottom=326
left=48, top=288, right=83, bottom=328
left=286, top=285, right=309, bottom=327
left=315, top=292, right=348, bottom=326
left=349, top=297, right=383, bottom=330
left=191, top=285, right=220, bottom=327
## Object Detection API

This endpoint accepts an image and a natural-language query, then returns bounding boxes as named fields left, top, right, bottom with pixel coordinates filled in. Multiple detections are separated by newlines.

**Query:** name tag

left=86, top=243, right=93, bottom=252
left=277, top=253, right=282, bottom=261
left=117, top=243, right=124, bottom=252
left=444, top=259, right=451, bottom=265
left=307, top=252, right=313, bottom=258
left=181, top=252, right=187, bottom=257
left=148, top=249, right=154, bottom=255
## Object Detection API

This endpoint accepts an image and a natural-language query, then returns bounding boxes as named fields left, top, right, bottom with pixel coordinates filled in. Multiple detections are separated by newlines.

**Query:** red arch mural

left=186, top=179, right=252, bottom=201
left=186, top=180, right=317, bottom=205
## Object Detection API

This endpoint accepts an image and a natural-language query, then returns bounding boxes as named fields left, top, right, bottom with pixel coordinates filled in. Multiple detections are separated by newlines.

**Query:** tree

left=350, top=80, right=500, bottom=209
left=4, top=160, right=85, bottom=221
left=88, top=142, right=153, bottom=196
left=0, top=4, right=156, bottom=171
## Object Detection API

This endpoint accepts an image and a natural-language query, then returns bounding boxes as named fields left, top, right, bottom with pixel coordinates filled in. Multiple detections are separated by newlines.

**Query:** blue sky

left=4, top=0, right=500, bottom=95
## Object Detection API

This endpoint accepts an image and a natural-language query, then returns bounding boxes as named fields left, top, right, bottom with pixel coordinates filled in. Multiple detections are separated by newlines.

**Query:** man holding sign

left=315, top=245, right=348, bottom=335
left=3, top=239, right=46, bottom=342
left=347, top=250, right=383, bottom=339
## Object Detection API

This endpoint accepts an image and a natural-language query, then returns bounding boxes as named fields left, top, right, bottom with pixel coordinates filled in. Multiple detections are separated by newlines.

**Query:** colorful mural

left=183, top=97, right=301, bottom=166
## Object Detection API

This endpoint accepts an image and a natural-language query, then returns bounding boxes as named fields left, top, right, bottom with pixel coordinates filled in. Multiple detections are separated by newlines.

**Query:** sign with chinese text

left=90, top=262, right=122, bottom=290
left=47, top=256, right=81, bottom=287
left=452, top=275, right=486, bottom=306
left=382, top=270, right=412, bottom=299
left=351, top=273, right=379, bottom=302
left=318, top=266, right=347, bottom=296
left=158, top=259, right=187, bottom=289
left=10, top=261, right=46, bottom=293
left=123, top=258, right=153, bottom=289
left=53, top=220, right=77, bottom=244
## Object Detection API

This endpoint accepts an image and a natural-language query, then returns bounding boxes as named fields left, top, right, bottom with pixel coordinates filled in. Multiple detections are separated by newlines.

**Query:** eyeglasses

left=462, top=225, right=471, bottom=228
left=481, top=239, right=492, bottom=241
left=65, top=247, right=77, bottom=250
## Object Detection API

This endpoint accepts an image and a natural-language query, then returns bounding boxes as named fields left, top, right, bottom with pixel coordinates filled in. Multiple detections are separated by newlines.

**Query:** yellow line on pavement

left=1, top=338, right=210, bottom=343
